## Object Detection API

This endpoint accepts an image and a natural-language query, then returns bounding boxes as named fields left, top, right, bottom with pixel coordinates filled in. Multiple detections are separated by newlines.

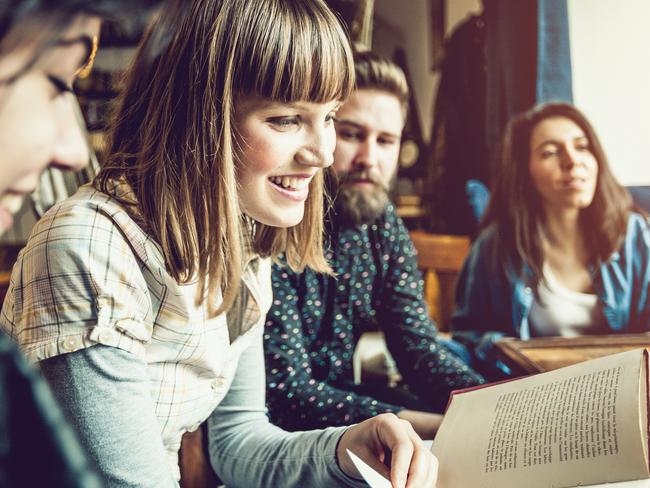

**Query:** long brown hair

left=483, top=102, right=633, bottom=286
left=95, top=0, right=354, bottom=315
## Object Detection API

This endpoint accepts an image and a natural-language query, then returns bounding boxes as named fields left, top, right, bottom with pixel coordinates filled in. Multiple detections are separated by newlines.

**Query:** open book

left=432, top=348, right=650, bottom=487
left=349, top=349, right=650, bottom=488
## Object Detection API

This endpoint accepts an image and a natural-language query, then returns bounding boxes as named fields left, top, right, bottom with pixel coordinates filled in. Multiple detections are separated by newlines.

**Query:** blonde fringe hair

left=95, top=0, right=355, bottom=315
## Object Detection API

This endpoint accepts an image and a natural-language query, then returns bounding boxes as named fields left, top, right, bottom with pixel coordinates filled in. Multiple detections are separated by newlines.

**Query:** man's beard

left=334, top=169, right=390, bottom=225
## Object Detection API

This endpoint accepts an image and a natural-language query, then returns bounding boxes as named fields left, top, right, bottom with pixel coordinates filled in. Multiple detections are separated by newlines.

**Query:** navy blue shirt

left=265, top=204, right=484, bottom=430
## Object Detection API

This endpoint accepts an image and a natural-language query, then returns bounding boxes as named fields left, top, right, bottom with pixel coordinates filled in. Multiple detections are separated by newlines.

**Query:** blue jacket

left=452, top=212, right=650, bottom=378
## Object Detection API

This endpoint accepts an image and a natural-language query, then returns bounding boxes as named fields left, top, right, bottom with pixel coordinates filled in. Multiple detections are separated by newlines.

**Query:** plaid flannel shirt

left=0, top=183, right=272, bottom=478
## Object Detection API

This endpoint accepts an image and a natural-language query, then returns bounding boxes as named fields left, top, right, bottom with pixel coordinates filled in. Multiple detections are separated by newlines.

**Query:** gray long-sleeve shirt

left=41, top=336, right=366, bottom=487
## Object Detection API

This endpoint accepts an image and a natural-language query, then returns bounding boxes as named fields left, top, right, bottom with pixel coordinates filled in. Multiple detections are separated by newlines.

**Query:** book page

left=432, top=349, right=649, bottom=488
left=586, top=480, right=650, bottom=487
left=346, top=449, right=392, bottom=488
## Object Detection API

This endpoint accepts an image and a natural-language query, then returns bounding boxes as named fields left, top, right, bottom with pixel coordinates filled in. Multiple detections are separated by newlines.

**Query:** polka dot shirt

left=264, top=203, right=484, bottom=430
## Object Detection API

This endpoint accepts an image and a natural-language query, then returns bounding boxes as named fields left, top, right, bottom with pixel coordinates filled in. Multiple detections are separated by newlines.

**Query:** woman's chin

left=245, top=208, right=304, bottom=229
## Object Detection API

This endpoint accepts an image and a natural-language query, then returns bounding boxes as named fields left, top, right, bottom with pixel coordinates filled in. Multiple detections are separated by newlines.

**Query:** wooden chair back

left=178, top=424, right=220, bottom=488
left=409, top=231, right=471, bottom=332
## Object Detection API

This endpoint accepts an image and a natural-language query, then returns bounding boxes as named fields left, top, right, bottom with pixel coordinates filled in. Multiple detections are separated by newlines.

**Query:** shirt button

left=62, top=337, right=79, bottom=352
left=211, top=377, right=226, bottom=390
left=524, top=287, right=532, bottom=295
left=98, top=329, right=115, bottom=343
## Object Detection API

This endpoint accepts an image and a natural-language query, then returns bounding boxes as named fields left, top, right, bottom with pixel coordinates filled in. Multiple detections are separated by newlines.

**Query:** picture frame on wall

left=430, top=0, right=445, bottom=70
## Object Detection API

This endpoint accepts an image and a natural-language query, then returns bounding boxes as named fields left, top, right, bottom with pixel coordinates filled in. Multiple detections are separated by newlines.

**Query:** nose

left=352, top=138, right=379, bottom=171
left=50, top=93, right=90, bottom=172
left=296, top=124, right=335, bottom=169
left=560, top=145, right=582, bottom=171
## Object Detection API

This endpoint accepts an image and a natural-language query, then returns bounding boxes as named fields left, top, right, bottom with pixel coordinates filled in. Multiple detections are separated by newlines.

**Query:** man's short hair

left=354, top=50, right=409, bottom=118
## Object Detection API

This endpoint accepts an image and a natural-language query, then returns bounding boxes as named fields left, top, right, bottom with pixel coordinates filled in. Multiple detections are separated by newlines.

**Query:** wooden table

left=495, top=334, right=650, bottom=375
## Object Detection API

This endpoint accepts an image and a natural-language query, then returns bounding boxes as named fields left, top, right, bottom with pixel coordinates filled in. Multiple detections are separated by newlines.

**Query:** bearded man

left=264, top=51, right=484, bottom=439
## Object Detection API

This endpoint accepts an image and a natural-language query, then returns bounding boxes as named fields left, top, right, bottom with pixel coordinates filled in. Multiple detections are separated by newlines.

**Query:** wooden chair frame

left=409, top=231, right=470, bottom=331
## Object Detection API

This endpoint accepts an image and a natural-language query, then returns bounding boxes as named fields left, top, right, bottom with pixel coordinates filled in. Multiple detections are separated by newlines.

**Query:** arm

left=209, top=331, right=367, bottom=487
left=41, top=345, right=177, bottom=488
left=265, top=263, right=403, bottom=430
left=629, top=213, right=650, bottom=328
left=377, top=209, right=484, bottom=410
left=451, top=229, right=515, bottom=379
left=1, top=200, right=173, bottom=485
left=209, top=332, right=437, bottom=488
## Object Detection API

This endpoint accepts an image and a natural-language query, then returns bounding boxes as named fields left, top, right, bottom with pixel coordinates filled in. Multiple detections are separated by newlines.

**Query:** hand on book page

left=345, top=449, right=438, bottom=488
left=337, top=413, right=438, bottom=487
left=431, top=349, right=650, bottom=488
left=347, top=450, right=393, bottom=488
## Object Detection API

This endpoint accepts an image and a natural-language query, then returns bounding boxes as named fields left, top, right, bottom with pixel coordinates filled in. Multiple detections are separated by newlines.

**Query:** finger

left=352, top=441, right=392, bottom=480
left=431, top=453, right=439, bottom=486
left=385, top=420, right=428, bottom=488
left=386, top=429, right=415, bottom=488
left=405, top=446, right=438, bottom=488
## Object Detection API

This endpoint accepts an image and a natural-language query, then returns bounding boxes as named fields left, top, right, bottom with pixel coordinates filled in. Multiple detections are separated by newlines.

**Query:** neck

left=541, top=206, right=583, bottom=254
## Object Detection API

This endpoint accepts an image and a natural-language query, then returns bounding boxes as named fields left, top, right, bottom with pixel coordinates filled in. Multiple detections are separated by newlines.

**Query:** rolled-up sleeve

left=1, top=197, right=154, bottom=362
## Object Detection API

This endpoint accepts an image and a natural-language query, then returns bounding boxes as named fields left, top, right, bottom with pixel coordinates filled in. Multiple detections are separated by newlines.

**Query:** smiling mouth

left=268, top=176, right=310, bottom=191
left=562, top=177, right=588, bottom=189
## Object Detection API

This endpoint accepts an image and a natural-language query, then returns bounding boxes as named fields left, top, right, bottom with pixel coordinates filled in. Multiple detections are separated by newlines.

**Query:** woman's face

left=0, top=15, right=100, bottom=233
left=235, top=96, right=339, bottom=227
left=529, top=116, right=599, bottom=214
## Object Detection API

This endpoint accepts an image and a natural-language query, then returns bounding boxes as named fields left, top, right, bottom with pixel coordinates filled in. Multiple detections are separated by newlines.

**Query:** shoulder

left=459, top=225, right=504, bottom=280
left=24, top=184, right=151, bottom=263
left=382, top=202, right=402, bottom=227
left=625, top=211, right=650, bottom=234
left=469, top=224, right=499, bottom=255
left=616, top=211, right=650, bottom=259
left=373, top=202, right=410, bottom=240
left=621, top=211, right=650, bottom=247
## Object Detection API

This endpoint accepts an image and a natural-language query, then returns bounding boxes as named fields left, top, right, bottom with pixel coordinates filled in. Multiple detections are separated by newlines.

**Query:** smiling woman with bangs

left=0, top=0, right=438, bottom=486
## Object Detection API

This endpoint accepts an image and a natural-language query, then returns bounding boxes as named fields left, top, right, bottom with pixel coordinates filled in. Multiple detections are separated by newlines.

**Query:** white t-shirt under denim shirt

left=529, top=264, right=607, bottom=337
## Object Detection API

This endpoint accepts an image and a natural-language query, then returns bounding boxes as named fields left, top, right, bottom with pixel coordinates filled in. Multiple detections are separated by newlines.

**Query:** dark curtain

left=426, top=0, right=573, bottom=236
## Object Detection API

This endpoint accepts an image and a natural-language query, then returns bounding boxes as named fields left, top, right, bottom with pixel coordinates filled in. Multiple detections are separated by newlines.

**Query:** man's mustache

left=337, top=170, right=389, bottom=192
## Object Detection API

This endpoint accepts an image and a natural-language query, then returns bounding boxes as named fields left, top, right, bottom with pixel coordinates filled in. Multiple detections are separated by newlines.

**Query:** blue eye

left=268, top=116, right=299, bottom=128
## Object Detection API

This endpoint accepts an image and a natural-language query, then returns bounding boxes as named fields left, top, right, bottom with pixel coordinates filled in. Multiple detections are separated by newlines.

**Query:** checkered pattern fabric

left=0, top=183, right=272, bottom=477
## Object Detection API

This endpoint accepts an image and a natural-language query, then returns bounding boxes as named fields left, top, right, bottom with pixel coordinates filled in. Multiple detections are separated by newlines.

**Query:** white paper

left=585, top=481, right=650, bottom=487
left=346, top=449, right=392, bottom=488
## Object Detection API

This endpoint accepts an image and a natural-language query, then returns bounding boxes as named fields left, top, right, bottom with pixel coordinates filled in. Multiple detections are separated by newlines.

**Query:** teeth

left=270, top=176, right=309, bottom=190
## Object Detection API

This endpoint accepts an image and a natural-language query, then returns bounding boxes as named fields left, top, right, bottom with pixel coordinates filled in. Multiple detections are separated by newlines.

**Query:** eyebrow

left=335, top=119, right=363, bottom=128
left=53, top=35, right=95, bottom=69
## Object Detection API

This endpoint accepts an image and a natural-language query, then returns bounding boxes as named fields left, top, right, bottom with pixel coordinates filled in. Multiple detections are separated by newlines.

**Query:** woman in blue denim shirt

left=452, top=103, right=650, bottom=380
